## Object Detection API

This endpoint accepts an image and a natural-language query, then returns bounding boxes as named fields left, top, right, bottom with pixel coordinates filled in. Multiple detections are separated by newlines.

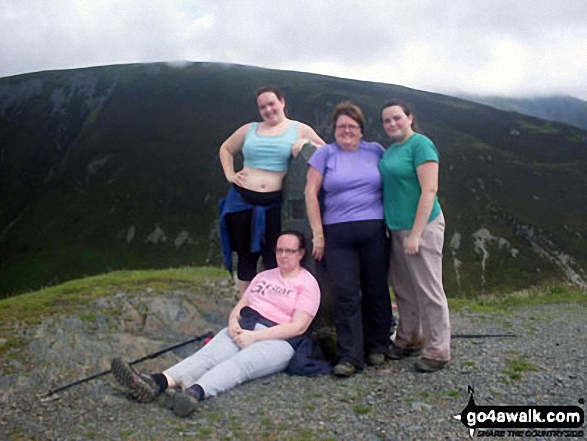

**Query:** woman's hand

left=404, top=233, right=422, bottom=255
left=228, top=315, right=242, bottom=339
left=291, top=138, right=309, bottom=157
left=233, top=330, right=258, bottom=348
left=312, top=234, right=325, bottom=260
left=229, top=169, right=248, bottom=187
left=219, top=124, right=249, bottom=185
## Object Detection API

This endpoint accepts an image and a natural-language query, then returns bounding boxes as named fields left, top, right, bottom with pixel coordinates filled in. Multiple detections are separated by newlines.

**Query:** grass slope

left=1, top=268, right=584, bottom=337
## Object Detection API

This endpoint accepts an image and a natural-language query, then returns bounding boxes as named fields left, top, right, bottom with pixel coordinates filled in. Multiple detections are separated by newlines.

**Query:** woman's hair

left=256, top=86, right=286, bottom=102
left=379, top=99, right=420, bottom=132
left=331, top=101, right=365, bottom=134
left=278, top=230, right=306, bottom=252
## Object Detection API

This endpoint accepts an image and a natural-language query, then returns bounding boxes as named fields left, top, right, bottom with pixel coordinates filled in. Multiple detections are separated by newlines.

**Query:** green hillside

left=1, top=62, right=586, bottom=297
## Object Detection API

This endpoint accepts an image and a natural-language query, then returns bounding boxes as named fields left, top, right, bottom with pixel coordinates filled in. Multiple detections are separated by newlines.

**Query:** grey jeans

left=164, top=324, right=294, bottom=398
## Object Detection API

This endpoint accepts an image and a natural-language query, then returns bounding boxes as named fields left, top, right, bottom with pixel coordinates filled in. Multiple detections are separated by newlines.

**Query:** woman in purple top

left=305, top=102, right=393, bottom=377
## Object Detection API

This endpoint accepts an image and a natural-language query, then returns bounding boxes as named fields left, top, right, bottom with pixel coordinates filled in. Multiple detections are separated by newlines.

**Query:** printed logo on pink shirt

left=248, top=280, right=293, bottom=298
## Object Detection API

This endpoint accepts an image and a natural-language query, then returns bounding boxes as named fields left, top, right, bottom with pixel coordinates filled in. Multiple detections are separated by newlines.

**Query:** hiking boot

left=111, top=357, right=160, bottom=403
left=333, top=362, right=357, bottom=377
left=386, top=342, right=422, bottom=360
left=414, top=358, right=449, bottom=373
left=163, top=387, right=178, bottom=410
left=367, top=353, right=386, bottom=367
left=173, top=390, right=199, bottom=417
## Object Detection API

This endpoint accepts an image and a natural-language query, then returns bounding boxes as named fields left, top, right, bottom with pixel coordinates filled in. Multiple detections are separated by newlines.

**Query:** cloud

left=1, top=0, right=586, bottom=99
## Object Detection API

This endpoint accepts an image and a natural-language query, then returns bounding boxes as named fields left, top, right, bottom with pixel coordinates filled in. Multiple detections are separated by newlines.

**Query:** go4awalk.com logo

left=454, top=387, right=585, bottom=438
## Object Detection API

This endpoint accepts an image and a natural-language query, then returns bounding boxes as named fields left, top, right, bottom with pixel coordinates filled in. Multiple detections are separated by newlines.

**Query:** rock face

left=0, top=279, right=237, bottom=406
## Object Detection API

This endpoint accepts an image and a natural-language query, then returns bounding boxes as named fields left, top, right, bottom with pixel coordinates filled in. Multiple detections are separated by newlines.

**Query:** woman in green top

left=378, top=100, right=451, bottom=372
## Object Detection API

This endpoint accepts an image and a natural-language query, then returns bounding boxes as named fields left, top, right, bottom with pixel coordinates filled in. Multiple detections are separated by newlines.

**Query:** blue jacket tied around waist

left=219, top=185, right=281, bottom=273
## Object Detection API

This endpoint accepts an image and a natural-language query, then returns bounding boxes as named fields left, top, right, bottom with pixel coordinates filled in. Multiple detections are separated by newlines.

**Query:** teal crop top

left=242, top=121, right=299, bottom=172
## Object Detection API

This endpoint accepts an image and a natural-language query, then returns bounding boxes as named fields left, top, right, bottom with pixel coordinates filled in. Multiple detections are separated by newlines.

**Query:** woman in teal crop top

left=219, top=86, right=325, bottom=296
left=241, top=121, right=300, bottom=172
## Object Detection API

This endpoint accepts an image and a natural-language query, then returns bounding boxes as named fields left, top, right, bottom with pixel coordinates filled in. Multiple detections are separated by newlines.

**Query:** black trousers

left=324, top=219, right=392, bottom=368
left=225, top=186, right=282, bottom=282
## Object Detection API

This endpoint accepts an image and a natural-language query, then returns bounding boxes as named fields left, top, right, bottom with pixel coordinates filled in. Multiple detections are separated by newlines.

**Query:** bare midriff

left=240, top=166, right=287, bottom=192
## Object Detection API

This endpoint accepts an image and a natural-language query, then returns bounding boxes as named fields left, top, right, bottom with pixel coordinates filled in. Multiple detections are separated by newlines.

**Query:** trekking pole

left=43, top=331, right=214, bottom=398
left=452, top=333, right=516, bottom=338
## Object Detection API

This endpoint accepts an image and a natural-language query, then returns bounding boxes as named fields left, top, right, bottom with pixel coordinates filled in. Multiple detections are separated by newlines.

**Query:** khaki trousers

left=389, top=213, right=451, bottom=361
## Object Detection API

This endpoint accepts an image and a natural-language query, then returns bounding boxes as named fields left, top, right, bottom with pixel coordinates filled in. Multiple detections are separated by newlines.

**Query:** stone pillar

left=282, top=144, right=333, bottom=327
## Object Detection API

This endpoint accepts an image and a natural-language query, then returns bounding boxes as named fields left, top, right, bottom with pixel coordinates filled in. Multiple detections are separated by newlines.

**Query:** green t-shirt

left=378, top=133, right=442, bottom=230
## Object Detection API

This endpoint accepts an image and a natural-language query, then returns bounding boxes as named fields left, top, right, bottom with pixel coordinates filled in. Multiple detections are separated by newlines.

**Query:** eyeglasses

left=275, top=247, right=299, bottom=256
left=335, top=124, right=360, bottom=131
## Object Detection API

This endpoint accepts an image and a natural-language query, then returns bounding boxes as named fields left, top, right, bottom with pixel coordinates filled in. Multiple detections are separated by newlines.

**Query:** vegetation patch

left=198, top=426, right=213, bottom=439
left=206, top=411, right=221, bottom=422
left=353, top=403, right=373, bottom=414
left=417, top=388, right=461, bottom=404
left=516, top=120, right=559, bottom=134
left=448, top=283, right=586, bottom=313
left=283, top=427, right=317, bottom=441
left=0, top=335, right=27, bottom=358
left=441, top=389, right=460, bottom=399
left=502, top=354, right=540, bottom=381
left=80, top=314, right=97, bottom=323
left=0, top=266, right=228, bottom=330
left=336, top=393, right=357, bottom=403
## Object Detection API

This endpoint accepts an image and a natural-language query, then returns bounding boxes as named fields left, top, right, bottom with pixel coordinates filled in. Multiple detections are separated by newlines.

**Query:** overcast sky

left=2, top=0, right=586, bottom=100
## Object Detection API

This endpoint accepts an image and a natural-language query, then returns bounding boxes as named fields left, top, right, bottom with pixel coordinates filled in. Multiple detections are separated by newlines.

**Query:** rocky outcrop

left=0, top=279, right=237, bottom=405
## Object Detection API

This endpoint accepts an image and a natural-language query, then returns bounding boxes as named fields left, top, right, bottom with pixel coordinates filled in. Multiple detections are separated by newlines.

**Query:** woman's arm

left=232, top=310, right=314, bottom=348
left=219, top=124, right=250, bottom=186
left=304, top=166, right=325, bottom=260
left=300, top=123, right=326, bottom=147
left=404, top=161, right=438, bottom=255
left=227, top=295, right=249, bottom=339
left=292, top=123, right=326, bottom=157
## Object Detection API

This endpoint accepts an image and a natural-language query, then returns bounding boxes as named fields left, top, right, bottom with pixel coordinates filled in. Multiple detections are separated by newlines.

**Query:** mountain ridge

left=458, top=93, right=587, bottom=131
left=1, top=62, right=586, bottom=297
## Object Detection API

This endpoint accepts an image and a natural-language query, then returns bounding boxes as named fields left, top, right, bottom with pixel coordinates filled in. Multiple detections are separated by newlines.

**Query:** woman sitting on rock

left=111, top=230, right=322, bottom=417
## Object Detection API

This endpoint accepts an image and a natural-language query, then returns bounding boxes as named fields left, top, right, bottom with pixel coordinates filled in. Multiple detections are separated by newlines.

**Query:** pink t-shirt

left=244, top=267, right=321, bottom=324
